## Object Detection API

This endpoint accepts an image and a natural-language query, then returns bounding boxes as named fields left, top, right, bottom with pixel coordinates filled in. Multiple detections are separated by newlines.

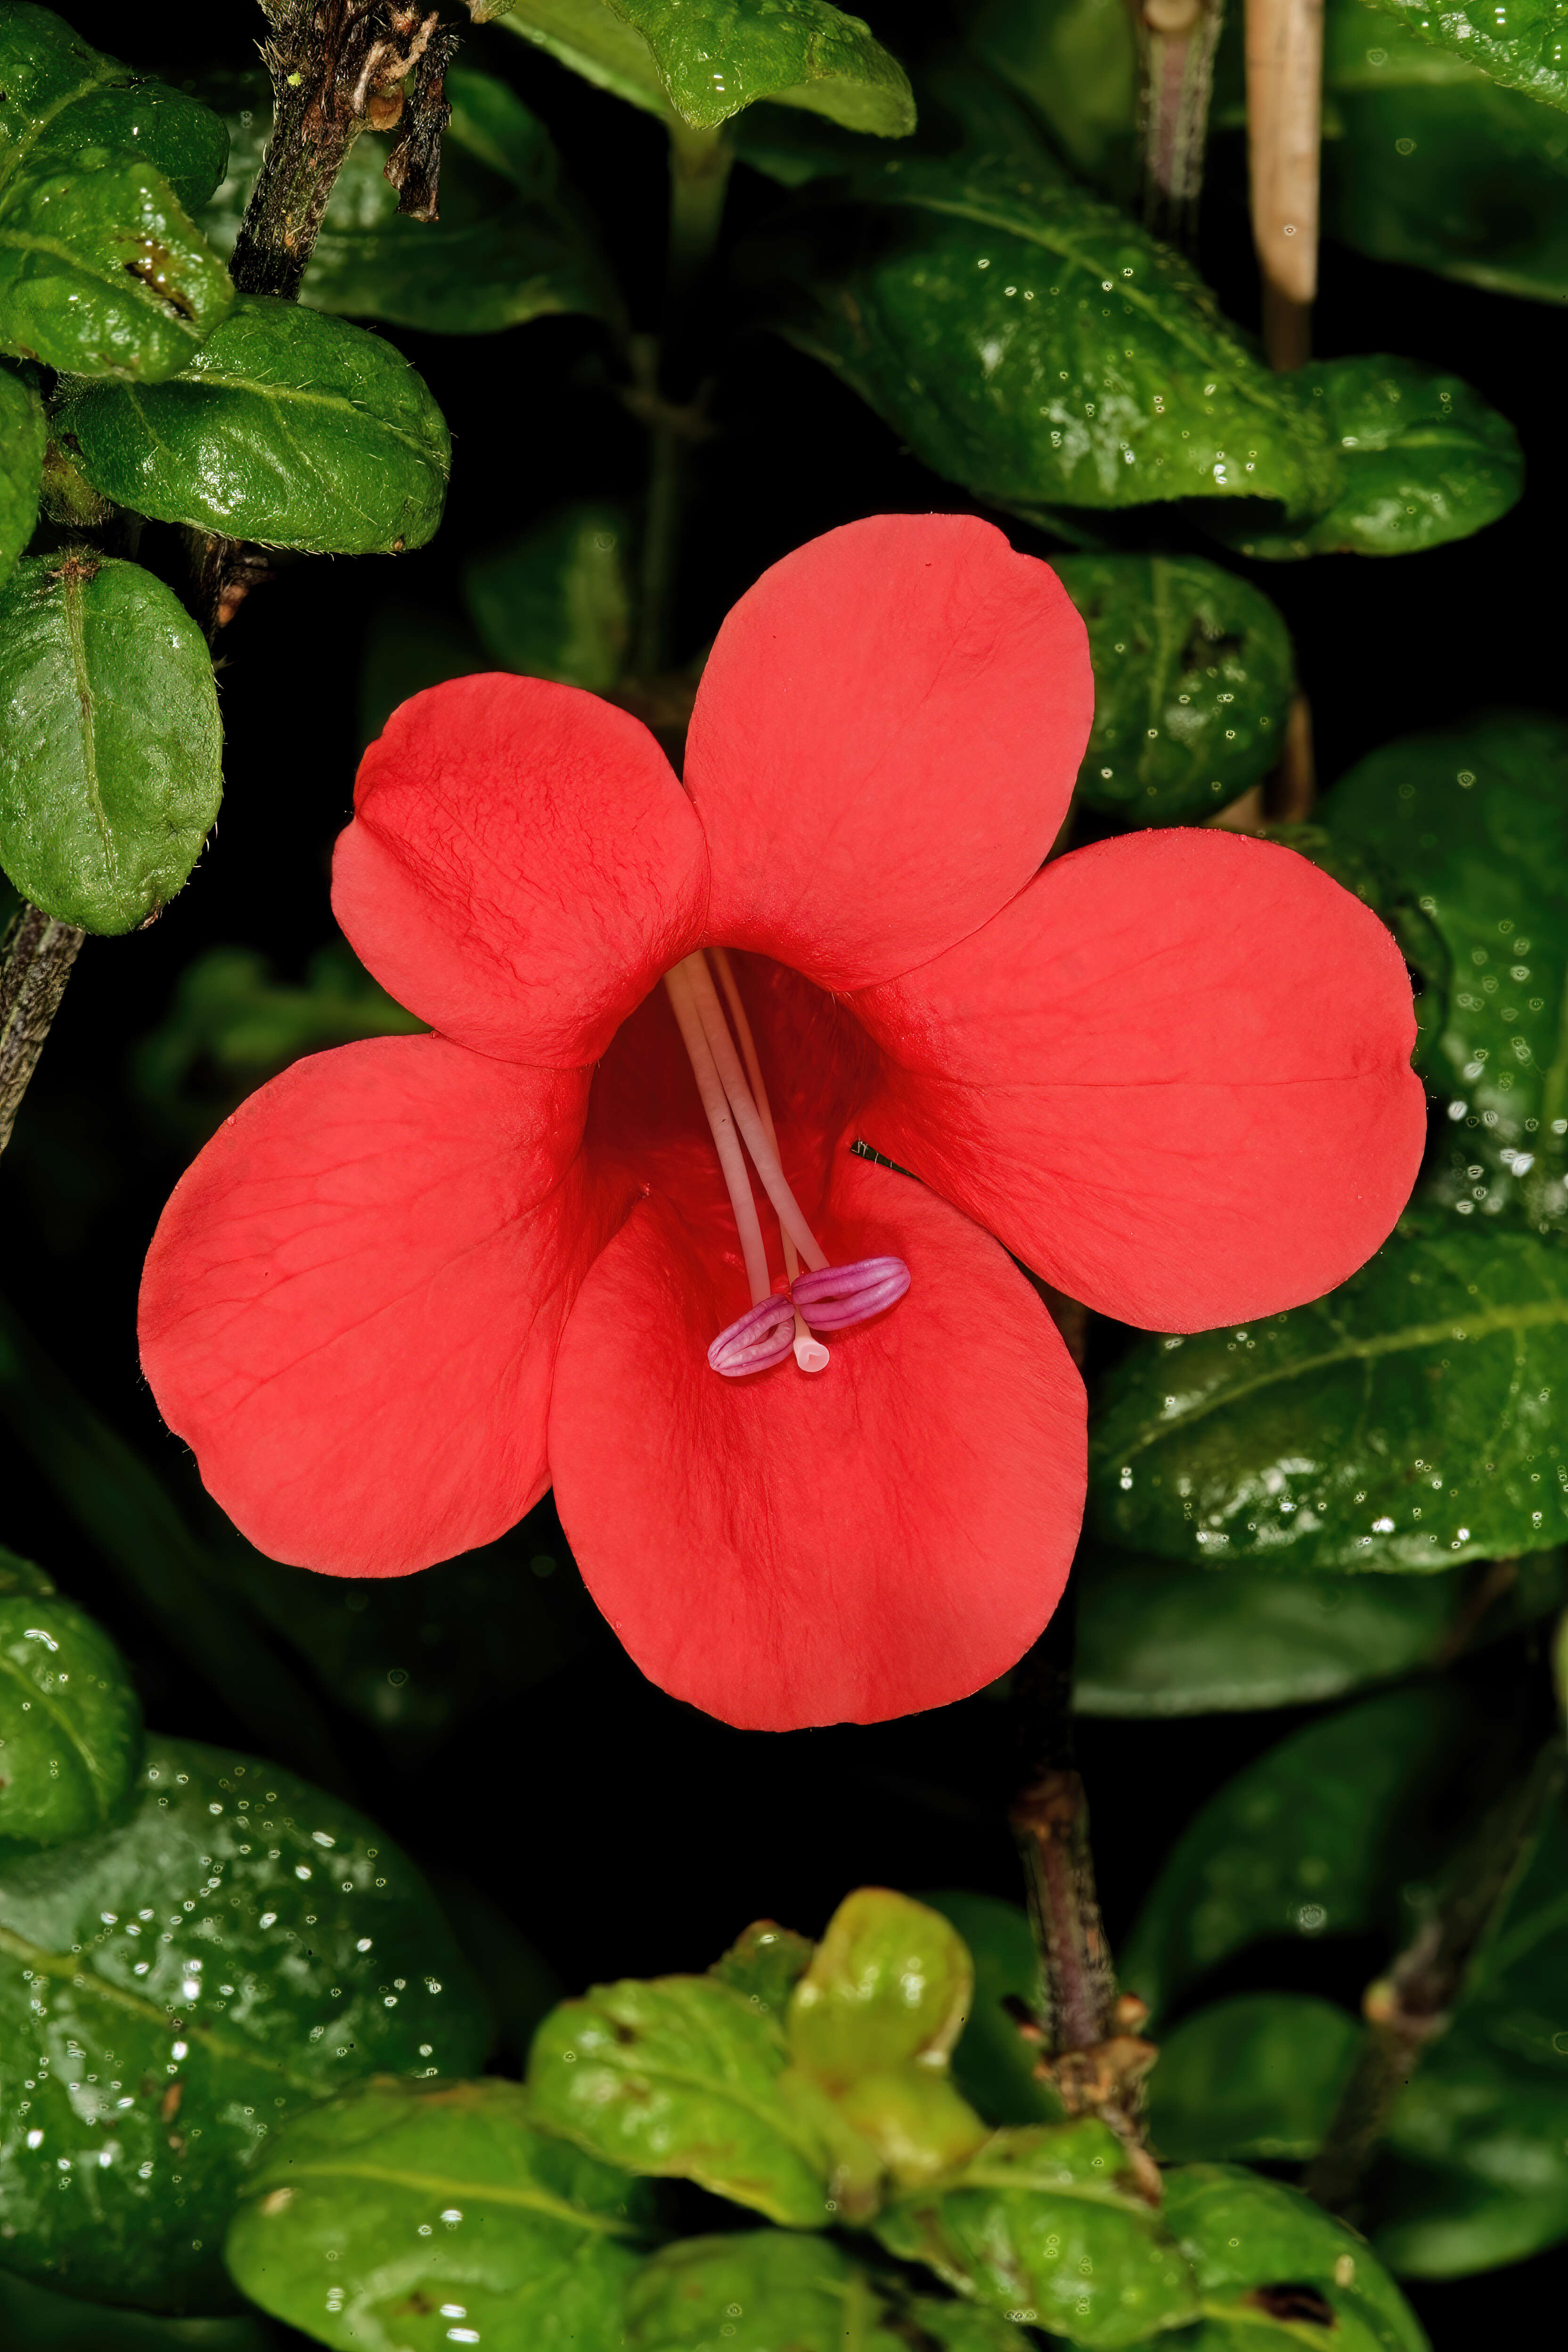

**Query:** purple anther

left=708, top=1294, right=797, bottom=1378
left=791, top=1255, right=911, bottom=1331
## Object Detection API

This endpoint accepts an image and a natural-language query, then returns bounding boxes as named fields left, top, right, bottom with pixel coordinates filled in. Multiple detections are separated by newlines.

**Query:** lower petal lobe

left=139, top=1035, right=627, bottom=1576
left=855, top=829, right=1427, bottom=1331
left=548, top=1151, right=1085, bottom=1731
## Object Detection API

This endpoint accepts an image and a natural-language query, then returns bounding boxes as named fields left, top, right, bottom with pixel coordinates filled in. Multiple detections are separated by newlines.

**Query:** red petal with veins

left=139, top=1036, right=630, bottom=1575
left=854, top=828, right=1426, bottom=1331
left=333, top=674, right=709, bottom=1067
left=685, top=514, right=1091, bottom=993
left=548, top=1150, right=1085, bottom=1731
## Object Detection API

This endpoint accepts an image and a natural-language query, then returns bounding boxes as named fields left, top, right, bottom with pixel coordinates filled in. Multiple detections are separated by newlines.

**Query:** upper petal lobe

left=684, top=514, right=1092, bottom=993
left=854, top=829, right=1427, bottom=1331
left=139, top=1035, right=629, bottom=1576
left=548, top=1149, right=1085, bottom=1731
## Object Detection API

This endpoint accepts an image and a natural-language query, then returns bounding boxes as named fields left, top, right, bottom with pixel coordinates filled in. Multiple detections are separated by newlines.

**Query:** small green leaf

left=528, top=1970, right=836, bottom=2225
left=751, top=150, right=1336, bottom=519
left=1355, top=0, right=1568, bottom=109
left=873, top=2119, right=1200, bottom=2347
left=226, top=2076, right=651, bottom=2352
left=1319, top=712, right=1568, bottom=1230
left=1146, top=1994, right=1361, bottom=2162
left=0, top=1550, right=142, bottom=1849
left=1163, top=2165, right=1429, bottom=2350
left=1206, top=356, right=1522, bottom=559
left=0, top=2262, right=275, bottom=2350
left=0, top=1737, right=491, bottom=2311
left=1375, top=2035, right=1568, bottom=2277
left=1055, top=555, right=1294, bottom=821
left=496, top=0, right=916, bottom=134
left=919, top=1892, right=1063, bottom=2127
left=1089, top=1225, right=1568, bottom=1572
left=0, top=551, right=221, bottom=934
left=0, top=359, right=44, bottom=584
left=464, top=502, right=633, bottom=688
left=1118, top=1686, right=1475, bottom=2023
left=625, top=2230, right=1036, bottom=2352
left=58, top=296, right=450, bottom=554
left=710, top=1918, right=815, bottom=2020
left=0, top=7, right=233, bottom=380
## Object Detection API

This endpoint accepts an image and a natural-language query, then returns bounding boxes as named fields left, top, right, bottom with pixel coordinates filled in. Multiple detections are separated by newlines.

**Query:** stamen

left=662, top=961, right=772, bottom=1306
left=711, top=949, right=829, bottom=1375
left=792, top=1256, right=912, bottom=1330
left=678, top=953, right=830, bottom=1274
left=708, top=1295, right=797, bottom=1378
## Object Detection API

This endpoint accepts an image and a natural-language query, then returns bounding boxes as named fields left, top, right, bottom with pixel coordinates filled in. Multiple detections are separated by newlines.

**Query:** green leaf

left=1117, top=1685, right=1475, bottom=2023
left=1146, top=1994, right=1361, bottom=2161
left=1323, top=0, right=1568, bottom=306
left=528, top=1969, right=836, bottom=2225
left=0, top=551, right=221, bottom=934
left=625, top=2230, right=1036, bottom=2352
left=873, top=2119, right=1200, bottom=2347
left=710, top=1918, right=815, bottom=2020
left=750, top=149, right=1337, bottom=519
left=496, top=0, right=916, bottom=135
left=1356, top=0, right=1568, bottom=109
left=1320, top=712, right=1568, bottom=1231
left=1205, top=356, right=1522, bottom=559
left=919, top=1892, right=1063, bottom=2127
left=1089, top=1224, right=1568, bottom=1572
left=0, top=1548, right=142, bottom=1849
left=1162, top=2165, right=1429, bottom=2351
left=199, top=66, right=616, bottom=336
left=464, top=503, right=633, bottom=689
left=0, top=1737, right=491, bottom=2311
left=226, top=2075, right=650, bottom=2352
left=0, top=359, right=44, bottom=585
left=966, top=0, right=1140, bottom=201
left=0, top=2263, right=277, bottom=2350
left=1375, top=2035, right=1568, bottom=2276
left=57, top=296, right=450, bottom=555
left=1055, top=555, right=1294, bottom=821
left=0, top=6, right=233, bottom=380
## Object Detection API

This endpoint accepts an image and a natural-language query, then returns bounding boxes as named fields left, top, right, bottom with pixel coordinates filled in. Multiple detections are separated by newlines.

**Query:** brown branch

left=1245, top=0, right=1324, bottom=369
left=0, top=902, right=85, bottom=1158
left=1134, top=0, right=1227, bottom=247
left=1262, top=688, right=1315, bottom=820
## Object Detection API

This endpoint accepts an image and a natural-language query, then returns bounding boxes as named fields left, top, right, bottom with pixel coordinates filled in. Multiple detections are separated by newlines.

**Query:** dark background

left=5, top=2, right=1566, bottom=2340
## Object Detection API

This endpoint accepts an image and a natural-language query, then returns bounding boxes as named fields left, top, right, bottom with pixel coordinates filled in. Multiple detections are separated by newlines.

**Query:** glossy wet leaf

left=1357, top=0, right=1568, bottom=109
left=873, top=2118, right=1199, bottom=2346
left=1320, top=712, right=1568, bottom=1231
left=0, top=360, right=44, bottom=585
left=1146, top=1994, right=1360, bottom=2161
left=1323, top=0, right=1568, bottom=305
left=464, top=502, right=632, bottom=688
left=496, top=0, right=916, bottom=133
left=200, top=66, right=616, bottom=336
left=710, top=1918, right=815, bottom=2020
left=57, top=297, right=450, bottom=554
left=1090, top=1224, right=1568, bottom=1572
left=751, top=148, right=1335, bottom=520
left=226, top=2076, right=650, bottom=2352
left=528, top=1968, right=836, bottom=2225
left=1163, top=2165, right=1429, bottom=2350
left=0, top=2263, right=275, bottom=2350
left=0, top=5, right=233, bottom=379
left=967, top=0, right=1139, bottom=201
left=0, top=1737, right=491, bottom=2311
left=1206, top=356, right=1522, bottom=559
left=625, top=2230, right=1035, bottom=2351
left=0, top=552, right=221, bottom=934
left=1055, top=555, right=1293, bottom=821
left=1117, top=1685, right=1477, bottom=2022
left=919, top=1892, right=1062, bottom=2126
left=0, top=1547, right=142, bottom=1850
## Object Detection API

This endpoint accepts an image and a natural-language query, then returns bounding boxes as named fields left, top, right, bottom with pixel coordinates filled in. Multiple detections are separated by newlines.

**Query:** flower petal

left=333, top=675, right=709, bottom=1065
left=854, top=829, right=1426, bottom=1331
left=684, top=514, right=1092, bottom=993
left=139, top=1036, right=629, bottom=1575
left=548, top=1150, right=1084, bottom=1730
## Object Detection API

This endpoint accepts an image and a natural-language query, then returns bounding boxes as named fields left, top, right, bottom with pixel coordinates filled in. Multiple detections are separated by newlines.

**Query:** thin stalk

left=1245, top=0, right=1324, bottom=369
left=1263, top=688, right=1315, bottom=819
left=0, top=902, right=85, bottom=1158
left=1135, top=0, right=1228, bottom=247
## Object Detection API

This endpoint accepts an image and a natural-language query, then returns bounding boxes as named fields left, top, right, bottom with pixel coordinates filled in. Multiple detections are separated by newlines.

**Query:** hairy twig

left=0, top=901, right=85, bottom=1158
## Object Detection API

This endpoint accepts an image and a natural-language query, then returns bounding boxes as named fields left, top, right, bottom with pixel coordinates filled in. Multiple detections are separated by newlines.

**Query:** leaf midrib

left=151, top=366, right=436, bottom=471
left=58, top=559, right=115, bottom=887
left=252, top=2157, right=645, bottom=2237
left=0, top=60, right=111, bottom=195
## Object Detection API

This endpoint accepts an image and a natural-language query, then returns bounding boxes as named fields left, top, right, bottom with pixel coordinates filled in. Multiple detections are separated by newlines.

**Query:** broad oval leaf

left=872, top=2119, right=1200, bottom=2347
left=751, top=151, right=1336, bottom=518
left=0, top=552, right=221, bottom=933
left=1146, top=1993, right=1361, bottom=2162
left=1089, top=1225, right=1568, bottom=1572
left=1206, top=355, right=1522, bottom=559
left=0, top=2262, right=275, bottom=2348
left=918, top=1892, right=1062, bottom=2128
left=57, top=297, right=450, bottom=554
left=1356, top=0, right=1568, bottom=109
left=0, top=1737, right=491, bottom=2311
left=225, top=2075, right=651, bottom=2352
left=464, top=502, right=632, bottom=687
left=0, top=358, right=44, bottom=585
left=1320, top=712, right=1568, bottom=1231
left=0, top=4, right=229, bottom=212
left=626, top=2230, right=1035, bottom=2352
left=0, top=1547, right=142, bottom=1849
left=967, top=0, right=1140, bottom=201
left=1163, top=2164, right=1428, bottom=2351
left=1056, top=555, right=1294, bottom=820
left=1376, top=2035, right=1568, bottom=2277
left=709, top=1918, right=814, bottom=2020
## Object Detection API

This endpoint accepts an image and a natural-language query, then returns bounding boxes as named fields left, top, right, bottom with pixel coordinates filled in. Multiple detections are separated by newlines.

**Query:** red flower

left=139, top=516, right=1424, bottom=1731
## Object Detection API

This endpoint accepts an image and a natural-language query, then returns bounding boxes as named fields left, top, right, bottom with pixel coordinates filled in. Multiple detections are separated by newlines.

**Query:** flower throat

left=663, top=949, right=910, bottom=1378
